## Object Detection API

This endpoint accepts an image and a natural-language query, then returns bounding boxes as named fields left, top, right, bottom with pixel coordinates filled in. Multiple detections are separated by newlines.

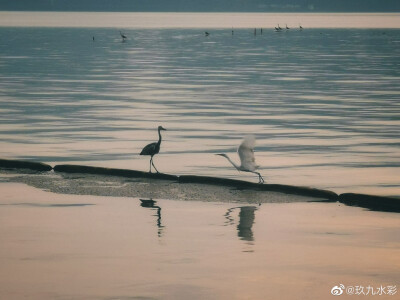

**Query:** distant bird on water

left=205, top=32, right=210, bottom=36
left=140, top=126, right=167, bottom=173
left=216, top=136, right=265, bottom=184
left=286, top=24, right=290, bottom=29
left=120, top=31, right=127, bottom=41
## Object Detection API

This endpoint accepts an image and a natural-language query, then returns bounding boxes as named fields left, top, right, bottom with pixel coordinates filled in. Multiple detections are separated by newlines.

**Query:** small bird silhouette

left=120, top=31, right=127, bottom=41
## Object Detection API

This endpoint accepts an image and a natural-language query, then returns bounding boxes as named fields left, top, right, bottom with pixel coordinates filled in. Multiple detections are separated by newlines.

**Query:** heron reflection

left=225, top=206, right=258, bottom=242
left=140, top=199, right=164, bottom=237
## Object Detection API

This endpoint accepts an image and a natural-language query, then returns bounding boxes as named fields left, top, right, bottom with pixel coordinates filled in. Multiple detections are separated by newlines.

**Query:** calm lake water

left=0, top=13, right=399, bottom=195
left=1, top=183, right=399, bottom=300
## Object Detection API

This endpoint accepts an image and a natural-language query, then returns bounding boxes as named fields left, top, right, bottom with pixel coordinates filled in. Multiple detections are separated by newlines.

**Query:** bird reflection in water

left=225, top=206, right=258, bottom=243
left=140, top=199, right=164, bottom=237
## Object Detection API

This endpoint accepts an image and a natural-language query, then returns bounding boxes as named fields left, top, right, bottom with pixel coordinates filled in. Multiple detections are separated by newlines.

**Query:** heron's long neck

left=223, top=155, right=240, bottom=170
left=157, top=129, right=162, bottom=145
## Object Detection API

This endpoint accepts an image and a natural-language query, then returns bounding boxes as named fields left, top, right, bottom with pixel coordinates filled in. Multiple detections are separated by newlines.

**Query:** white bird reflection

left=225, top=206, right=258, bottom=242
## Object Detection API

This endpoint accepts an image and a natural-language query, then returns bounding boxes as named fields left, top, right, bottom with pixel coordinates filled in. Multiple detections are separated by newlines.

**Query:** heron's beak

left=215, top=154, right=224, bottom=157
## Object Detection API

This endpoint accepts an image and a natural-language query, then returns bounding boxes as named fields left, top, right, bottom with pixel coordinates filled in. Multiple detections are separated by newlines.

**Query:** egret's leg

left=254, top=172, right=264, bottom=184
left=259, top=173, right=265, bottom=184
left=151, top=158, right=159, bottom=173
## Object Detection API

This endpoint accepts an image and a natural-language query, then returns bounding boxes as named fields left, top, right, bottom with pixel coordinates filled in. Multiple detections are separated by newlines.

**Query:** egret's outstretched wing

left=237, top=135, right=258, bottom=171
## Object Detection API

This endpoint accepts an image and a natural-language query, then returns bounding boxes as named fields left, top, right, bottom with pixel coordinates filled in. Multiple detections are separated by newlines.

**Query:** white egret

left=216, top=136, right=265, bottom=184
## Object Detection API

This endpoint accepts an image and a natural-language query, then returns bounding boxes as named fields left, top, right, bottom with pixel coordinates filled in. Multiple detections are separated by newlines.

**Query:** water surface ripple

left=0, top=27, right=399, bottom=195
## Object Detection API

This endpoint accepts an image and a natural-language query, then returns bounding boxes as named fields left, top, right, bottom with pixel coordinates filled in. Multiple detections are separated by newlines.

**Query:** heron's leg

left=149, top=157, right=153, bottom=173
left=151, top=158, right=159, bottom=173
left=152, top=162, right=159, bottom=173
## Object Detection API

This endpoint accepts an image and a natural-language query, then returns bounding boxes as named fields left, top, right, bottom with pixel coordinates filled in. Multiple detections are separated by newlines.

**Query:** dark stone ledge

left=0, top=158, right=52, bottom=172
left=179, top=175, right=338, bottom=200
left=3, top=160, right=399, bottom=212
left=339, top=193, right=400, bottom=213
left=53, top=164, right=179, bottom=181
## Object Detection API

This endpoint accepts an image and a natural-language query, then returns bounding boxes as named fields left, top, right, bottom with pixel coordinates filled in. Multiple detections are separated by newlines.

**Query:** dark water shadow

left=140, top=199, right=164, bottom=237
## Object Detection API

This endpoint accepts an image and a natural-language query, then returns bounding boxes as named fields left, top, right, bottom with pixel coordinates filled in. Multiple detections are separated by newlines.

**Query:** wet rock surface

left=0, top=169, right=318, bottom=204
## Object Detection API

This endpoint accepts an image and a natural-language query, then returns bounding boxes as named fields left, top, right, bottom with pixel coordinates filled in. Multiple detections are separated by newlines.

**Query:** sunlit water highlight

left=0, top=13, right=399, bottom=196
